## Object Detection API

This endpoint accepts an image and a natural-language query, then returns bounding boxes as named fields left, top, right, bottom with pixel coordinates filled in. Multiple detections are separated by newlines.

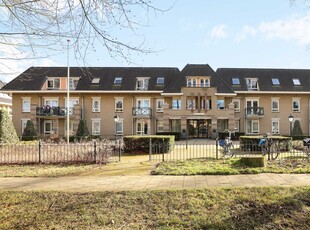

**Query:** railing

left=245, top=107, right=264, bottom=116
left=132, top=107, right=152, bottom=116
left=36, top=106, right=73, bottom=116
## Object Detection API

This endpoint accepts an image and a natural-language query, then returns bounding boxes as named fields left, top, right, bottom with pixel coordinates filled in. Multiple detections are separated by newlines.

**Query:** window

left=157, top=120, right=164, bottom=132
left=92, top=97, right=101, bottom=112
left=22, top=97, right=31, bottom=113
left=156, top=77, right=165, bottom=85
left=292, top=78, right=301, bottom=85
left=64, top=121, right=74, bottom=136
left=116, top=120, right=123, bottom=135
left=246, top=78, right=258, bottom=90
left=92, top=78, right=100, bottom=84
left=292, top=98, right=300, bottom=112
left=47, top=78, right=60, bottom=89
left=271, top=98, right=279, bottom=112
left=217, top=100, right=224, bottom=110
left=92, top=119, right=101, bottom=135
left=156, top=99, right=164, bottom=112
left=114, top=77, right=122, bottom=84
left=232, top=78, right=240, bottom=85
left=200, top=79, right=210, bottom=87
left=136, top=121, right=149, bottom=135
left=44, top=120, right=58, bottom=134
left=65, top=98, right=79, bottom=115
left=187, top=78, right=196, bottom=87
left=234, top=120, right=240, bottom=132
left=115, top=98, right=123, bottom=112
left=172, top=99, right=181, bottom=109
left=21, top=119, right=30, bottom=134
left=232, top=99, right=240, bottom=112
left=170, top=119, right=181, bottom=132
left=272, top=119, right=280, bottom=134
left=136, top=78, right=149, bottom=90
left=69, top=78, right=79, bottom=90
left=187, top=78, right=210, bottom=87
left=186, top=99, right=196, bottom=110
left=246, top=120, right=259, bottom=134
left=44, top=98, right=58, bottom=107
left=136, top=99, right=150, bottom=115
left=272, top=78, right=280, bottom=85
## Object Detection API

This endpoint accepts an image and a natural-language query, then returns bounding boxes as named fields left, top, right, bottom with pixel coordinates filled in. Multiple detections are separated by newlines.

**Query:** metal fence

left=0, top=140, right=122, bottom=164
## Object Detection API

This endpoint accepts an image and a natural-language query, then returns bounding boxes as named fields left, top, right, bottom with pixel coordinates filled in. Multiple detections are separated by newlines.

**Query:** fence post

left=149, top=138, right=152, bottom=161
left=216, top=138, right=219, bottom=160
left=38, top=140, right=42, bottom=163
left=186, top=140, right=188, bottom=149
left=162, top=138, right=165, bottom=162
left=118, top=139, right=121, bottom=162
left=94, top=141, right=97, bottom=163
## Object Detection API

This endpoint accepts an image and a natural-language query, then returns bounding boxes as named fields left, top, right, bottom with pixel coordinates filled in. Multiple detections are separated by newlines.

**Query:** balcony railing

left=245, top=107, right=264, bottom=117
left=132, top=107, right=152, bottom=116
left=36, top=106, right=73, bottom=117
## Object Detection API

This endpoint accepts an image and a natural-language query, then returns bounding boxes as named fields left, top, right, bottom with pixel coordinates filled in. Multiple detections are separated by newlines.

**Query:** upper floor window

left=272, top=78, right=280, bottom=85
left=91, top=78, right=100, bottom=84
left=22, top=97, right=31, bottom=113
left=187, top=77, right=210, bottom=87
left=69, top=78, right=79, bottom=90
left=47, top=78, right=60, bottom=90
left=186, top=99, right=196, bottom=110
left=172, top=99, right=181, bottom=110
left=232, top=99, right=240, bottom=112
left=217, top=100, right=225, bottom=110
left=271, top=98, right=279, bottom=112
left=156, top=77, right=165, bottom=85
left=136, top=78, right=149, bottom=90
left=114, top=77, right=122, bottom=84
left=292, top=98, right=300, bottom=112
left=156, top=99, right=164, bottom=112
left=246, top=78, right=258, bottom=91
left=115, top=97, right=123, bottom=112
left=232, top=78, right=240, bottom=85
left=293, top=78, right=301, bottom=86
left=92, top=97, right=101, bottom=112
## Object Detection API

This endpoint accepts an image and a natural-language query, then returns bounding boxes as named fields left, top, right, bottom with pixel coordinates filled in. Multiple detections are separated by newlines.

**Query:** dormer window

left=232, top=78, right=240, bottom=85
left=272, top=78, right=280, bottom=85
left=69, top=77, right=79, bottom=90
left=114, top=77, right=122, bottom=84
left=246, top=78, right=258, bottom=91
left=92, top=78, right=100, bottom=84
left=293, top=78, right=301, bottom=86
left=187, top=77, right=210, bottom=87
left=136, top=77, right=149, bottom=90
left=47, top=78, right=60, bottom=90
left=156, top=77, right=165, bottom=85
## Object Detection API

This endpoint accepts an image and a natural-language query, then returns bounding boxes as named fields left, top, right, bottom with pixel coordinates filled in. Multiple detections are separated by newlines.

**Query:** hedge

left=156, top=132, right=181, bottom=141
left=218, top=132, right=245, bottom=140
left=123, top=135, right=175, bottom=154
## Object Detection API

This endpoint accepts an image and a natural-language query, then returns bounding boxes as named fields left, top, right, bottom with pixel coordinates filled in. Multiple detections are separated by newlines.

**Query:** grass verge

left=152, top=158, right=310, bottom=175
left=0, top=187, right=309, bottom=229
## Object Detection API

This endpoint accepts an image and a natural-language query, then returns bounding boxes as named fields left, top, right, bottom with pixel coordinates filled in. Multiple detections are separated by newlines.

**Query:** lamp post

left=288, top=114, right=294, bottom=136
left=113, top=115, right=120, bottom=142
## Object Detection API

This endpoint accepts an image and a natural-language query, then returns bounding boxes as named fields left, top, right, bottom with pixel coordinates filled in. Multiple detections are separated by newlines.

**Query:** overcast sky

left=2, top=0, right=310, bottom=82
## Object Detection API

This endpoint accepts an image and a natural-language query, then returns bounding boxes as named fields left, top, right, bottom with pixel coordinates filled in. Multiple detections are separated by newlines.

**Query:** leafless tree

left=0, top=0, right=171, bottom=76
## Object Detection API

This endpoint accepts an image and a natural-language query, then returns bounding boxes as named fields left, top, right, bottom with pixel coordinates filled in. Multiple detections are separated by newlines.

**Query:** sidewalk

left=1, top=174, right=309, bottom=192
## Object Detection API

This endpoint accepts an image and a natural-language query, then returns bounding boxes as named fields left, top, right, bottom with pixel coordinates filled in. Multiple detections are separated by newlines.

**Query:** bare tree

left=0, top=0, right=171, bottom=76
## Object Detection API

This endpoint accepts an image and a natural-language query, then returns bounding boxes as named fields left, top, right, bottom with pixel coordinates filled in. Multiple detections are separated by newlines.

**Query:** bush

left=75, top=119, right=90, bottom=141
left=0, top=110, right=19, bottom=144
left=22, top=120, right=37, bottom=141
left=292, top=120, right=303, bottom=136
left=123, top=135, right=175, bottom=154
left=238, top=157, right=266, bottom=167
left=156, top=132, right=181, bottom=141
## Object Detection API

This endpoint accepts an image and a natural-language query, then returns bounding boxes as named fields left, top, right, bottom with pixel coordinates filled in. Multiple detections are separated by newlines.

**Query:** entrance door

left=136, top=120, right=149, bottom=135
left=188, top=119, right=208, bottom=138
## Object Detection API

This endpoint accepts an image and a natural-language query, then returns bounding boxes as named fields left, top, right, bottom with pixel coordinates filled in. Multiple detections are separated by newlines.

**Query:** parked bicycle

left=219, top=130, right=235, bottom=158
left=258, top=133, right=279, bottom=160
left=303, top=138, right=310, bottom=157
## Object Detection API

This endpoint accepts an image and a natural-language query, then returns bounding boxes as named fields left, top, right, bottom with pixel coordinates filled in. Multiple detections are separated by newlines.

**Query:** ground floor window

left=271, top=119, right=280, bottom=134
left=64, top=121, right=74, bottom=136
left=217, top=119, right=228, bottom=132
left=170, top=119, right=181, bottom=132
left=136, top=120, right=149, bottom=135
left=44, top=120, right=58, bottom=134
left=246, top=120, right=259, bottom=134
left=157, top=120, right=164, bottom=132
left=116, top=120, right=123, bottom=135
left=234, top=120, right=240, bottom=132
left=92, top=119, right=101, bottom=135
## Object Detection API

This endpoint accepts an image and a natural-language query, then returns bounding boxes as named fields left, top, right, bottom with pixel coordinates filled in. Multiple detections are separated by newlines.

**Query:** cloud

left=259, top=14, right=310, bottom=45
left=210, top=24, right=228, bottom=39
left=234, top=25, right=257, bottom=43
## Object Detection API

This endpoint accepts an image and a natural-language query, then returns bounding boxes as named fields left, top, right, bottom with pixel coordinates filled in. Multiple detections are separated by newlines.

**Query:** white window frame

left=271, top=119, right=280, bottom=134
left=156, top=77, right=165, bottom=85
left=172, top=99, right=182, bottom=110
left=246, top=120, right=259, bottom=134
left=217, top=99, right=225, bottom=110
left=136, top=77, right=149, bottom=90
left=92, top=78, right=100, bottom=84
left=292, top=98, right=300, bottom=112
left=116, top=119, right=123, bottom=136
left=47, top=78, right=60, bottom=90
left=232, top=99, right=240, bottom=112
left=92, top=119, right=101, bottom=135
left=92, top=97, right=101, bottom=112
left=21, top=119, right=30, bottom=134
left=69, top=78, right=79, bottom=90
left=232, top=78, right=240, bottom=85
left=292, top=78, right=301, bottom=86
left=136, top=120, right=149, bottom=135
left=65, top=98, right=79, bottom=115
left=44, top=98, right=59, bottom=107
left=22, top=97, right=31, bottom=113
left=246, top=78, right=258, bottom=90
left=271, top=98, right=279, bottom=112
left=114, top=77, right=122, bottom=84
left=156, top=99, right=164, bottom=112
left=157, top=120, right=164, bottom=132
left=186, top=99, right=196, bottom=110
left=44, top=120, right=57, bottom=134
left=115, top=97, right=123, bottom=112
left=272, top=78, right=280, bottom=85
left=234, top=120, right=240, bottom=132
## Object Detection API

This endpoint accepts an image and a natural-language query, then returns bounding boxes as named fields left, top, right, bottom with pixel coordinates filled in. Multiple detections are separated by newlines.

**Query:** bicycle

left=219, top=130, right=235, bottom=158
left=303, top=138, right=310, bottom=157
left=258, top=134, right=279, bottom=160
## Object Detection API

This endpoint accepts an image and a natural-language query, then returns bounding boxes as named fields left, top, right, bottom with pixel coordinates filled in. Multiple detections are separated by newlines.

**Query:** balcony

left=36, top=106, right=71, bottom=118
left=132, top=107, right=152, bottom=117
left=245, top=107, right=264, bottom=118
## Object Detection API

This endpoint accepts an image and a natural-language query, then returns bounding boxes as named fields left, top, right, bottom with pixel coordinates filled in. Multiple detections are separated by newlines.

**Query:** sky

left=2, top=0, right=310, bottom=82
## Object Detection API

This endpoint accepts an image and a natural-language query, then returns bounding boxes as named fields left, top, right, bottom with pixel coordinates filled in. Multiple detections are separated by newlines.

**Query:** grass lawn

left=0, top=187, right=309, bottom=229
left=152, top=158, right=310, bottom=175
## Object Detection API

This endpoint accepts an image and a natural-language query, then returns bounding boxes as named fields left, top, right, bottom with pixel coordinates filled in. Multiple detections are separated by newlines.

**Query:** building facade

left=2, top=65, right=310, bottom=139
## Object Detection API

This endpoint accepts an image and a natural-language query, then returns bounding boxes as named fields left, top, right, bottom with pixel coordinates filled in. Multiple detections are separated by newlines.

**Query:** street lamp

left=288, top=114, right=294, bottom=136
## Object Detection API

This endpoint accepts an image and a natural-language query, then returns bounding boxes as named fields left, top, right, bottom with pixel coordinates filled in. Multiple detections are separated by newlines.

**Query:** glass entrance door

left=188, top=119, right=208, bottom=138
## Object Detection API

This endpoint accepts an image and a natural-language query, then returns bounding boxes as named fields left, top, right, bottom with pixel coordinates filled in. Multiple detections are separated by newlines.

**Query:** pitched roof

left=164, top=64, right=235, bottom=94
left=216, top=68, right=310, bottom=92
left=2, top=67, right=180, bottom=91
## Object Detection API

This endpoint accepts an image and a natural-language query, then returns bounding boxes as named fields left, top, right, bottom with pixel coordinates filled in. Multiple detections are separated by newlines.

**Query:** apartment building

left=2, top=65, right=310, bottom=138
